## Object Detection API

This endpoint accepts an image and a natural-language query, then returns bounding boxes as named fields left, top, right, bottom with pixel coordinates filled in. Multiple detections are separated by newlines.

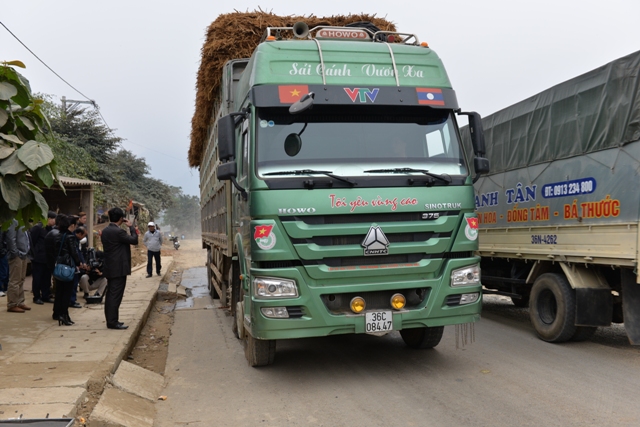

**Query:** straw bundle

left=188, top=10, right=397, bottom=167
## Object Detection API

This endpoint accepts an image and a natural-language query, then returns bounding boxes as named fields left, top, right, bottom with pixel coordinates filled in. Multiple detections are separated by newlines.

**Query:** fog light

left=261, top=307, right=289, bottom=318
left=459, top=293, right=480, bottom=305
left=390, top=293, right=406, bottom=310
left=350, top=296, right=366, bottom=313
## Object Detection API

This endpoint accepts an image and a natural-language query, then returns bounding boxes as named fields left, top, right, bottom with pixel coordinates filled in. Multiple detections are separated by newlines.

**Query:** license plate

left=365, top=311, right=393, bottom=334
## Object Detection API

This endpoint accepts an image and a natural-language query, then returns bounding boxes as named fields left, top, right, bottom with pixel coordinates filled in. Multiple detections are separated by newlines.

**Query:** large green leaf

left=34, top=165, right=54, bottom=187
left=14, top=118, right=36, bottom=140
left=22, top=180, right=42, bottom=193
left=0, top=151, right=27, bottom=175
left=0, top=200, right=15, bottom=226
left=0, top=142, right=15, bottom=159
left=19, top=116, right=35, bottom=131
left=15, top=179, right=34, bottom=210
left=0, top=173, right=22, bottom=210
left=4, top=61, right=26, bottom=69
left=17, top=140, right=53, bottom=170
left=31, top=188, right=49, bottom=219
left=0, top=109, right=7, bottom=128
left=0, top=133, right=24, bottom=145
left=0, top=82, right=18, bottom=101
left=49, top=159, right=65, bottom=194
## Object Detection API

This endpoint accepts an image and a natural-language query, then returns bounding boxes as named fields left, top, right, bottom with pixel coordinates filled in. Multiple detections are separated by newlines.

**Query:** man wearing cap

left=143, top=222, right=163, bottom=278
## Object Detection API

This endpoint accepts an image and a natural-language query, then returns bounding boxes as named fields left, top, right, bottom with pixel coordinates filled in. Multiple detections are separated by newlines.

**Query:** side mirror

left=474, top=157, right=490, bottom=175
left=466, top=112, right=486, bottom=157
left=459, top=111, right=490, bottom=182
left=217, top=161, right=237, bottom=181
left=284, top=133, right=302, bottom=156
left=217, top=115, right=236, bottom=161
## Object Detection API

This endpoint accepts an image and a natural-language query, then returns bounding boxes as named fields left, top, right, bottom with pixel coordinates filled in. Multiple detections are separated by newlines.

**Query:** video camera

left=87, top=248, right=104, bottom=270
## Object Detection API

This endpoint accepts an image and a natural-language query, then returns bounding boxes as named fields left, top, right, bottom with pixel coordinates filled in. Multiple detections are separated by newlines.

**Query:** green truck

left=467, top=50, right=640, bottom=345
left=196, top=22, right=490, bottom=365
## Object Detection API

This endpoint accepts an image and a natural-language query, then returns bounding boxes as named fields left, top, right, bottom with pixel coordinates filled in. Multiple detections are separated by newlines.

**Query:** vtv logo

left=344, top=88, right=379, bottom=103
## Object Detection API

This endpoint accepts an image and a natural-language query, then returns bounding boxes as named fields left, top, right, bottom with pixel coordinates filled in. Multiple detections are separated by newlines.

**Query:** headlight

left=451, top=264, right=480, bottom=287
left=254, top=277, right=298, bottom=298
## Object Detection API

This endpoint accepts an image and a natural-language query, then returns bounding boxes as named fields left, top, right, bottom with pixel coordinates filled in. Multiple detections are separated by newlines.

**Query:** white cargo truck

left=466, top=50, right=640, bottom=344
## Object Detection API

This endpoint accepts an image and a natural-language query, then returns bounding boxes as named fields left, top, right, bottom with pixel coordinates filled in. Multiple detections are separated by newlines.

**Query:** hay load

left=188, top=11, right=397, bottom=168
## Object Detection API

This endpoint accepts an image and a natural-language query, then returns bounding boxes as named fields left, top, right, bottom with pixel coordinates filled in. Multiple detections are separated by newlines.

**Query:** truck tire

left=529, top=273, right=576, bottom=343
left=400, top=326, right=444, bottom=349
left=510, top=295, right=530, bottom=308
left=571, top=326, right=597, bottom=342
left=245, top=333, right=276, bottom=367
left=229, top=262, right=241, bottom=339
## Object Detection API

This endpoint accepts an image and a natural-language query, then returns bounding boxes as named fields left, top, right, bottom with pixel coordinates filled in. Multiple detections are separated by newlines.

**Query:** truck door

left=234, top=116, right=251, bottom=267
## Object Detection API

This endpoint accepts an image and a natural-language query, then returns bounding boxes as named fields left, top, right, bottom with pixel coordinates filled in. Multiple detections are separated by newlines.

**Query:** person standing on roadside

left=78, top=212, right=89, bottom=252
left=29, top=211, right=57, bottom=304
left=5, top=219, right=33, bottom=313
left=101, top=207, right=138, bottom=330
left=143, top=222, right=162, bottom=278
left=45, top=214, right=83, bottom=325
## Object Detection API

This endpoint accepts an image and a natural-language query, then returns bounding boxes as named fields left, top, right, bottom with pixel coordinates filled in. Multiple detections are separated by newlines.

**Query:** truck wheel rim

left=538, top=289, right=557, bottom=325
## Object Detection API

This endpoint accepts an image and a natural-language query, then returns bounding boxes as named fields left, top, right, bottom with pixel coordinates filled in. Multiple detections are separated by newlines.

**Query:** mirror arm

left=230, top=176, right=248, bottom=201
left=229, top=108, right=250, bottom=124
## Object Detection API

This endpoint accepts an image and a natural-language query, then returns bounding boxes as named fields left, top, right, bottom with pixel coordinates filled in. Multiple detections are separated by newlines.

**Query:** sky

left=2, top=0, right=639, bottom=197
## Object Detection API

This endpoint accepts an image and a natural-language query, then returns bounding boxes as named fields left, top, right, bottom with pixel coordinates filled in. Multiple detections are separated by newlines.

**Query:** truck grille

left=277, top=212, right=468, bottom=277
left=258, top=252, right=472, bottom=269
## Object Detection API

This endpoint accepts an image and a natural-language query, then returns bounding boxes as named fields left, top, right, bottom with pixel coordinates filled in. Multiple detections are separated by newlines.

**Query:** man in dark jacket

left=5, top=219, right=33, bottom=312
left=30, top=211, right=57, bottom=304
left=101, top=207, right=138, bottom=329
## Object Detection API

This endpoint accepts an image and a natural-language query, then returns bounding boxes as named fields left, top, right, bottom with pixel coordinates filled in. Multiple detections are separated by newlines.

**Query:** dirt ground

left=74, top=238, right=206, bottom=426
left=128, top=238, right=206, bottom=372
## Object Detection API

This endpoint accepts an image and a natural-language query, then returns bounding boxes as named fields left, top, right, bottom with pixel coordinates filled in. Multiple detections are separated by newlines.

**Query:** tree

left=0, top=61, right=59, bottom=226
left=46, top=99, right=121, bottom=184
left=102, top=149, right=173, bottom=219
left=39, top=95, right=171, bottom=218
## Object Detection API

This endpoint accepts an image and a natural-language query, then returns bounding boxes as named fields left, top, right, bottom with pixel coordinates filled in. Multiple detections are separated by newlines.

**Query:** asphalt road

left=155, top=273, right=640, bottom=427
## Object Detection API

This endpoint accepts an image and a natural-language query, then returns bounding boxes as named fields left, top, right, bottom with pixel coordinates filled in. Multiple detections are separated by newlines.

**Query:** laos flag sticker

left=465, top=217, right=479, bottom=241
left=416, top=88, right=445, bottom=106
left=254, top=225, right=277, bottom=250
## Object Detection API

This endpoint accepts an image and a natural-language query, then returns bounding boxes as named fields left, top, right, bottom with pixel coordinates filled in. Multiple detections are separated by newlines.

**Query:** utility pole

left=61, top=96, right=97, bottom=118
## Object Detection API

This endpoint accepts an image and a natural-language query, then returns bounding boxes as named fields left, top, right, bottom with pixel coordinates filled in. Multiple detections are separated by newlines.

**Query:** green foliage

left=36, top=93, right=172, bottom=221
left=162, top=187, right=201, bottom=237
left=0, top=61, right=59, bottom=227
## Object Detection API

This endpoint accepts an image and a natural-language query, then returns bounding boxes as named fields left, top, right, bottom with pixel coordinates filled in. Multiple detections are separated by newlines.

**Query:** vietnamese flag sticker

left=254, top=225, right=276, bottom=250
left=465, top=217, right=479, bottom=241
left=278, top=85, right=309, bottom=104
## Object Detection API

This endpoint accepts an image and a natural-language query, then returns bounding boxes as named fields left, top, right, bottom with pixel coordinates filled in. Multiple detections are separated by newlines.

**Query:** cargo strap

left=313, top=39, right=326, bottom=85
left=385, top=43, right=400, bottom=86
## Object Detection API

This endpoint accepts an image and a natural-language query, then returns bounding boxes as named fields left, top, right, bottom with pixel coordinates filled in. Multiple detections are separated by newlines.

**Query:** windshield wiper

left=364, top=167, right=452, bottom=183
left=264, top=169, right=357, bottom=186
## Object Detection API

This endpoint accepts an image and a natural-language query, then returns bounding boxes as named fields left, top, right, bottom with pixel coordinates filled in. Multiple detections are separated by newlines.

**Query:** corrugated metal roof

left=58, top=176, right=104, bottom=186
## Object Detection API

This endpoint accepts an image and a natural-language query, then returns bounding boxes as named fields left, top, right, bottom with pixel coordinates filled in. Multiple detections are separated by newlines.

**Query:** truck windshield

left=255, top=106, right=468, bottom=179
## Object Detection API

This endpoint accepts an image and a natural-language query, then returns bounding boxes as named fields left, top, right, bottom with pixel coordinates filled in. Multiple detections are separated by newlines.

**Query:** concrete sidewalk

left=0, top=257, right=173, bottom=422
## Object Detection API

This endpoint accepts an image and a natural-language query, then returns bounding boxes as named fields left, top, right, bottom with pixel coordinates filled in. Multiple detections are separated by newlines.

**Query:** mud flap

left=621, top=269, right=640, bottom=345
left=575, top=288, right=612, bottom=326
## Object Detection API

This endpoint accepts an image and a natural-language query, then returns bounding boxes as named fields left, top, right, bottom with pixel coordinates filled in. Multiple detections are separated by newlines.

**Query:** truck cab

left=201, top=23, right=489, bottom=365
